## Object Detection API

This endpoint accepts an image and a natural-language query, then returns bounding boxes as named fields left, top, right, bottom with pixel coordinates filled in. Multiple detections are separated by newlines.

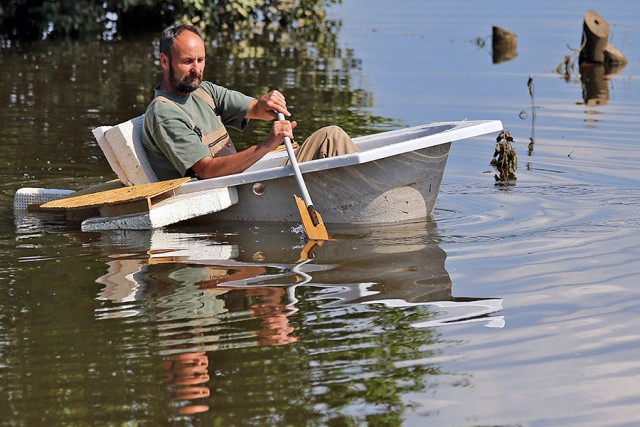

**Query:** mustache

left=184, top=71, right=201, bottom=81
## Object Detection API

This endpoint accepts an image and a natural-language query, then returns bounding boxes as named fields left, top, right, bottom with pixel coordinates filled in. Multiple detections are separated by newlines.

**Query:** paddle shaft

left=276, top=112, right=318, bottom=222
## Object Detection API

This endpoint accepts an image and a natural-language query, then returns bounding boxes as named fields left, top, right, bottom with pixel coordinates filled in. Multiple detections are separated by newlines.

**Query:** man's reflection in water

left=93, top=223, right=502, bottom=416
left=97, top=259, right=299, bottom=415
left=198, top=266, right=299, bottom=346
left=231, top=287, right=298, bottom=346
left=164, top=351, right=210, bottom=415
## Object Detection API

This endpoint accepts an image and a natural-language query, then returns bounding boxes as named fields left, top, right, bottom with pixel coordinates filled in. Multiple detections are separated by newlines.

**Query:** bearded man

left=142, top=24, right=356, bottom=181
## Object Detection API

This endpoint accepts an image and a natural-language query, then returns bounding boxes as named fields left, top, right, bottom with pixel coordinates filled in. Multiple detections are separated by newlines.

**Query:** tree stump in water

left=492, top=26, right=517, bottom=64
left=603, top=44, right=628, bottom=65
left=579, top=10, right=627, bottom=66
left=579, top=10, right=610, bottom=63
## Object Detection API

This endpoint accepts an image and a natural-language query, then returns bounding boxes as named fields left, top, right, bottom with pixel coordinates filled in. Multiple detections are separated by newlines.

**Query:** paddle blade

left=294, top=194, right=330, bottom=241
left=296, top=239, right=325, bottom=263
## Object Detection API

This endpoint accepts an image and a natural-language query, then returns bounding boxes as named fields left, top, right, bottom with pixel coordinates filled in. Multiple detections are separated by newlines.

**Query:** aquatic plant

left=491, top=130, right=517, bottom=182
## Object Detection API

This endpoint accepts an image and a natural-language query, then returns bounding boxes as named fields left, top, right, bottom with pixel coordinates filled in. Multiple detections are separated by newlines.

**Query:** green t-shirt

left=142, top=81, right=253, bottom=180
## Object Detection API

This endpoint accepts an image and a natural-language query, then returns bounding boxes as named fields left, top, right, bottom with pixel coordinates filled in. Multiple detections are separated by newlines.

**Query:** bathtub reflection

left=93, top=221, right=503, bottom=414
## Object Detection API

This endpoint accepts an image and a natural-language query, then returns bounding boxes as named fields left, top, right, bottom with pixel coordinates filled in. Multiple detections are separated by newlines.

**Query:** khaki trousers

left=283, top=125, right=358, bottom=164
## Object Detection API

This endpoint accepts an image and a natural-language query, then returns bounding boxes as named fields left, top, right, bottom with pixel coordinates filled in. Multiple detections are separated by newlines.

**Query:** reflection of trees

left=0, top=1, right=341, bottom=42
left=0, top=3, right=393, bottom=191
left=91, top=222, right=491, bottom=424
left=0, top=229, right=166, bottom=426
left=204, top=304, right=443, bottom=425
left=0, top=39, right=160, bottom=188
left=145, top=268, right=444, bottom=423
left=211, top=34, right=395, bottom=148
left=1, top=217, right=503, bottom=424
left=143, top=272, right=443, bottom=424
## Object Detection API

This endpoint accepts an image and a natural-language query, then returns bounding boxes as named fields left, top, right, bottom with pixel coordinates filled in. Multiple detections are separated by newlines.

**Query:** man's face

left=164, top=31, right=206, bottom=95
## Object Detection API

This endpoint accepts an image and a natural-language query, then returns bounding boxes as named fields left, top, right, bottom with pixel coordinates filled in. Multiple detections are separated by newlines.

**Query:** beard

left=169, top=65, right=201, bottom=94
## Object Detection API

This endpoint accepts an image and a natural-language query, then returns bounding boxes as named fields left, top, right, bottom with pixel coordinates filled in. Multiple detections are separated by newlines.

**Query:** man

left=142, top=24, right=356, bottom=181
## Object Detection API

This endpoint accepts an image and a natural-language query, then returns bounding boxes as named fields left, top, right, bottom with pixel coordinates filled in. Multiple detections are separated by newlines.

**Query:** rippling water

left=2, top=0, right=640, bottom=425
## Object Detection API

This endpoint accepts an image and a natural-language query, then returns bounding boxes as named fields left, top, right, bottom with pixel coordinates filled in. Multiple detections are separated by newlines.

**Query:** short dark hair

left=159, top=25, right=202, bottom=56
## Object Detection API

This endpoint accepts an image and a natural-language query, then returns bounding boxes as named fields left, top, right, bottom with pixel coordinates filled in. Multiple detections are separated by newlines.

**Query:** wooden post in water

left=579, top=10, right=610, bottom=63
left=579, top=10, right=627, bottom=65
left=577, top=10, right=627, bottom=107
left=492, top=26, right=517, bottom=64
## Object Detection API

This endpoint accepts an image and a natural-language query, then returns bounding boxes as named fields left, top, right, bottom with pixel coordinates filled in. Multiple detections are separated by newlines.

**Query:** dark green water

left=2, top=1, right=640, bottom=425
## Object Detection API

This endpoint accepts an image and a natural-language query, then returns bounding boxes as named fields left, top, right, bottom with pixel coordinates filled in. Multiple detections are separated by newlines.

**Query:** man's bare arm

left=191, top=118, right=297, bottom=179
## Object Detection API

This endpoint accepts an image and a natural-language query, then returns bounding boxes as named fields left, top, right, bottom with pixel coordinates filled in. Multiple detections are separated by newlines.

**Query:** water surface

left=1, top=1, right=640, bottom=425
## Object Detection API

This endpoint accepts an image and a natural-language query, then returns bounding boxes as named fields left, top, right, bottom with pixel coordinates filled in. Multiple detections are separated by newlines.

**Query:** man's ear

left=160, top=53, right=169, bottom=72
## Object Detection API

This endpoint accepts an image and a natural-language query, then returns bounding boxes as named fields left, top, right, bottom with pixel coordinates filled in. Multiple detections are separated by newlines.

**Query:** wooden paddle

left=276, top=112, right=330, bottom=241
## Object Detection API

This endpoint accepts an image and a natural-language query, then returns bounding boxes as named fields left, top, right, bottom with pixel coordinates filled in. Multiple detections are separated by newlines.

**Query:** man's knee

left=318, top=125, right=348, bottom=139
left=290, top=125, right=357, bottom=163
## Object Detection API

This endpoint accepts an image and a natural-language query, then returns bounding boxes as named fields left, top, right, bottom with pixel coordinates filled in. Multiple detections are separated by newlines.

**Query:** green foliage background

left=0, top=0, right=341, bottom=42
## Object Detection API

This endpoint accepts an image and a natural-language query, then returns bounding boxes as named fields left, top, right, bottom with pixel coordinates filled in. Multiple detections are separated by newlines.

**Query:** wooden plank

left=25, top=180, right=123, bottom=212
left=67, top=180, right=124, bottom=197
left=99, top=199, right=151, bottom=217
left=39, top=177, right=190, bottom=210
left=98, top=186, right=178, bottom=217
